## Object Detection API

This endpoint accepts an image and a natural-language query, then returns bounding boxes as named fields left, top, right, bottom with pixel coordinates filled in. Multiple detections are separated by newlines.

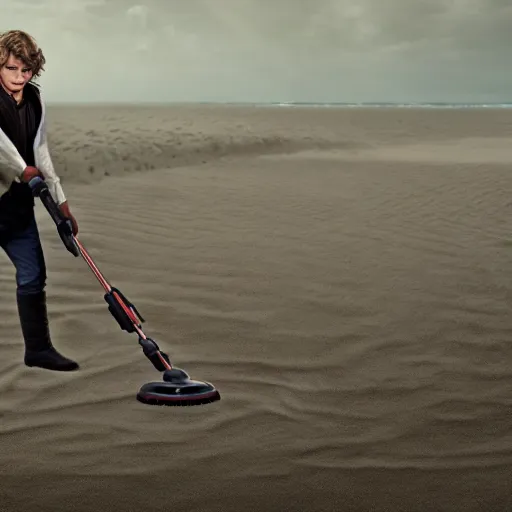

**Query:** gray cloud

left=1, top=0, right=510, bottom=102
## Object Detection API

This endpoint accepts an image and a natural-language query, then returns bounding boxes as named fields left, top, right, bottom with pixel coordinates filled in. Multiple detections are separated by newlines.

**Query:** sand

left=0, top=104, right=511, bottom=512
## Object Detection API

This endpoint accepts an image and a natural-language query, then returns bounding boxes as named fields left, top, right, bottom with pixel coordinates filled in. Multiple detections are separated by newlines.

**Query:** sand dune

left=1, top=105, right=512, bottom=511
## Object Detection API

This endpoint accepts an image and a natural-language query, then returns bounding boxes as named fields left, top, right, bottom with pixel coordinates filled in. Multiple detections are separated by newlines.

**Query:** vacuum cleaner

left=29, top=176, right=220, bottom=407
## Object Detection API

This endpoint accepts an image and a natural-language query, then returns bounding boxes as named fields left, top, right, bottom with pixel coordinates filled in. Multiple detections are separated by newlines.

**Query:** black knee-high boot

left=17, top=291, right=79, bottom=371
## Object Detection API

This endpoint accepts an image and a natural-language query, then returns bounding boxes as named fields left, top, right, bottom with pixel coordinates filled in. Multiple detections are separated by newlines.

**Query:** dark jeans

left=0, top=214, right=47, bottom=296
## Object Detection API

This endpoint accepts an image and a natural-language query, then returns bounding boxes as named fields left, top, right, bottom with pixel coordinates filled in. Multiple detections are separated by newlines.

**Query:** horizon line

left=45, top=100, right=512, bottom=107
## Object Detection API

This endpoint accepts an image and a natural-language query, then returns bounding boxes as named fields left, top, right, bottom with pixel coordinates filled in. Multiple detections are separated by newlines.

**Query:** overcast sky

left=2, top=0, right=511, bottom=103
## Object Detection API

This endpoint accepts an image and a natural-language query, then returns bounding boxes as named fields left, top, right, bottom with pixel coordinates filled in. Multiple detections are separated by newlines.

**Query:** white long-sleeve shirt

left=0, top=83, right=66, bottom=205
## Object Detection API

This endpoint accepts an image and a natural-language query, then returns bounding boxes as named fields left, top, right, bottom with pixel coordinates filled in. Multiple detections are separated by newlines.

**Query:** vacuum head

left=136, top=368, right=221, bottom=407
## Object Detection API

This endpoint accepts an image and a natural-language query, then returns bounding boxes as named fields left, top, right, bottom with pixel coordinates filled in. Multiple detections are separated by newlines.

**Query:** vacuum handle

left=29, top=176, right=80, bottom=258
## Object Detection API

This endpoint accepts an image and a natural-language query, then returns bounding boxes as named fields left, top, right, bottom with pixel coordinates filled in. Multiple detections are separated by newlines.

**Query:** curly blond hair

left=0, top=30, right=46, bottom=79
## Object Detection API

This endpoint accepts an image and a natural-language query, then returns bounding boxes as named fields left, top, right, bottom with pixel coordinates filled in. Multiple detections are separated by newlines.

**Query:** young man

left=0, top=30, right=79, bottom=371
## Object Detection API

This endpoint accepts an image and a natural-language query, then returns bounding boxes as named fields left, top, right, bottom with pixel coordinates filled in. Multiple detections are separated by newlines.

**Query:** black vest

left=0, top=82, right=42, bottom=236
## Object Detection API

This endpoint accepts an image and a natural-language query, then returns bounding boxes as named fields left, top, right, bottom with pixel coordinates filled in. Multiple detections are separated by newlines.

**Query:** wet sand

left=0, top=105, right=511, bottom=511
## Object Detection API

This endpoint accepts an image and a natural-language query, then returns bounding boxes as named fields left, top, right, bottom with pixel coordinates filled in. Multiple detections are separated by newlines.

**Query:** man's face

left=0, top=54, right=33, bottom=95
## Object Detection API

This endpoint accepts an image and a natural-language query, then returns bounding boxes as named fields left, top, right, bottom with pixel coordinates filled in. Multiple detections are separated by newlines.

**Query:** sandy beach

left=0, top=104, right=511, bottom=511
